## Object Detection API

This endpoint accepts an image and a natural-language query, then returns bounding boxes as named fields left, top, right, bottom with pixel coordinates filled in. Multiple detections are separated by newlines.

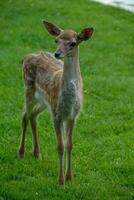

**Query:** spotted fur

left=18, top=21, right=94, bottom=185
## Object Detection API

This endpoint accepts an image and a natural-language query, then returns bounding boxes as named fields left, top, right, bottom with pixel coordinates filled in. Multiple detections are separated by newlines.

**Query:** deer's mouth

left=54, top=51, right=64, bottom=59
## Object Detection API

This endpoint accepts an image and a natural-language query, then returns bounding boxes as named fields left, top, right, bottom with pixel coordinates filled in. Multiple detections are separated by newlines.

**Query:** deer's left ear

left=77, top=27, right=94, bottom=42
left=43, top=20, right=62, bottom=36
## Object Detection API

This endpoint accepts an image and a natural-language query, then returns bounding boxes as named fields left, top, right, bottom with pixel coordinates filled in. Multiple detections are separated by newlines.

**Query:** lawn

left=0, top=0, right=134, bottom=199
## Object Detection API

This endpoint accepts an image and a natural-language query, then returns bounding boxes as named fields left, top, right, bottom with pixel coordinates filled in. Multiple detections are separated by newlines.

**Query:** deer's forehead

left=58, top=30, right=77, bottom=40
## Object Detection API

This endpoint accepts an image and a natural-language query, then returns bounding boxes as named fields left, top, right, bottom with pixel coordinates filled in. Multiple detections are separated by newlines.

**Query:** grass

left=0, top=0, right=134, bottom=199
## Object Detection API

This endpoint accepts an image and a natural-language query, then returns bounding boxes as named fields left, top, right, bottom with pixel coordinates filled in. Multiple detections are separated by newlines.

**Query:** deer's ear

left=77, top=27, right=94, bottom=42
left=43, top=20, right=62, bottom=36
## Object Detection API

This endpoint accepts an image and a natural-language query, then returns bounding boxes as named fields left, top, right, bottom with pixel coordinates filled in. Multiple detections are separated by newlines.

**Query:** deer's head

left=43, top=20, right=94, bottom=59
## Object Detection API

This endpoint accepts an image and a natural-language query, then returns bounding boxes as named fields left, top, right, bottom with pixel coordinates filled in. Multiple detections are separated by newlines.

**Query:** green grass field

left=0, top=0, right=134, bottom=199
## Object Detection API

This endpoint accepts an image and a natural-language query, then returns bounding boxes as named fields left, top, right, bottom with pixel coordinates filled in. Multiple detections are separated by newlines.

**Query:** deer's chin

left=54, top=53, right=64, bottom=59
left=57, top=55, right=64, bottom=59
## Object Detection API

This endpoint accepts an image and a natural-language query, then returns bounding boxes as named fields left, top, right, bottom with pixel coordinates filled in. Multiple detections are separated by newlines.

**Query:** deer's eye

left=70, top=42, right=76, bottom=47
left=55, top=39, right=58, bottom=43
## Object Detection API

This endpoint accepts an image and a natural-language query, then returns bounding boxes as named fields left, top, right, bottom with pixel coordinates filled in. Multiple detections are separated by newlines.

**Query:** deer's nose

left=55, top=52, right=60, bottom=59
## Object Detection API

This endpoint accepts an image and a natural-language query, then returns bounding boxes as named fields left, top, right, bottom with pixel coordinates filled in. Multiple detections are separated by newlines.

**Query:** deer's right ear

left=42, top=20, right=62, bottom=36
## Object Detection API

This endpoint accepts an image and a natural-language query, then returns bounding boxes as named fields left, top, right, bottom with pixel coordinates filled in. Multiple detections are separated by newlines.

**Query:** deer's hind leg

left=18, top=96, right=36, bottom=159
left=18, top=83, right=44, bottom=159
left=30, top=103, right=46, bottom=159
left=18, top=110, right=29, bottom=159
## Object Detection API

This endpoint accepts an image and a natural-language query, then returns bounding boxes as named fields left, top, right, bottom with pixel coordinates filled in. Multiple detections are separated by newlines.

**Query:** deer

left=18, top=20, right=94, bottom=185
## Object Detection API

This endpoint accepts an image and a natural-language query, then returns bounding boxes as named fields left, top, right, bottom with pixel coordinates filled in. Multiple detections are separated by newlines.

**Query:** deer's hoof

left=33, top=151, right=42, bottom=160
left=65, top=172, right=72, bottom=182
left=18, top=149, right=25, bottom=159
left=58, top=176, right=65, bottom=186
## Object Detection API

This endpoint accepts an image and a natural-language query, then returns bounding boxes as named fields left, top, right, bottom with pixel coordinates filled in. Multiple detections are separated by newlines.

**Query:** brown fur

left=18, top=21, right=94, bottom=185
left=58, top=30, right=77, bottom=40
left=23, top=51, right=63, bottom=110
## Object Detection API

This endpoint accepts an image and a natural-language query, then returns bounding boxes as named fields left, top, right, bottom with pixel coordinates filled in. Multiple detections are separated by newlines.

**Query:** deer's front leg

left=65, top=119, right=75, bottom=181
left=54, top=118, right=64, bottom=185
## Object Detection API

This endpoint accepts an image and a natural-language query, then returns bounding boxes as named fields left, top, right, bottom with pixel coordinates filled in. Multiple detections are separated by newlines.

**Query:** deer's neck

left=63, top=47, right=81, bottom=82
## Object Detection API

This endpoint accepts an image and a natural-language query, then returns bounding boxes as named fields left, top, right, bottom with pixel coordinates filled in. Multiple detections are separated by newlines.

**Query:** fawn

left=18, top=20, right=94, bottom=185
